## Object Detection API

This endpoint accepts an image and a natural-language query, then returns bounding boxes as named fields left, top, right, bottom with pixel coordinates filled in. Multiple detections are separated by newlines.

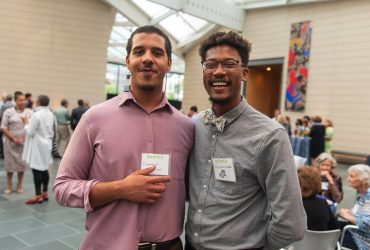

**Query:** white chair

left=294, top=155, right=307, bottom=168
left=339, top=225, right=359, bottom=250
left=284, top=229, right=341, bottom=250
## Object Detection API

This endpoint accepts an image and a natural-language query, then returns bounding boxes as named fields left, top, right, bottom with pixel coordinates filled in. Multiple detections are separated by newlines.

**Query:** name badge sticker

left=321, top=182, right=329, bottom=191
left=212, top=158, right=236, bottom=182
left=141, top=153, right=170, bottom=176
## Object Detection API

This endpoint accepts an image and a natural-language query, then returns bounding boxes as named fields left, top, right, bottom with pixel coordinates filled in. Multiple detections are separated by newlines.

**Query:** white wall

left=183, top=0, right=370, bottom=154
left=0, top=0, right=115, bottom=109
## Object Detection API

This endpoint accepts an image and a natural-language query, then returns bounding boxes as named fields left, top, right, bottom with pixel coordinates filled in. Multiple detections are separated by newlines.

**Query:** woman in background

left=316, top=152, right=343, bottom=203
left=298, top=166, right=338, bottom=231
left=324, top=119, right=334, bottom=154
left=338, top=164, right=370, bottom=250
left=22, top=95, right=55, bottom=204
left=0, top=91, right=32, bottom=194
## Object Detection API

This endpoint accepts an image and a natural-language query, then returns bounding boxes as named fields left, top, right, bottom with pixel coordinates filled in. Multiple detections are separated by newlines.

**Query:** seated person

left=298, top=166, right=338, bottom=231
left=316, top=152, right=343, bottom=203
left=338, top=164, right=370, bottom=250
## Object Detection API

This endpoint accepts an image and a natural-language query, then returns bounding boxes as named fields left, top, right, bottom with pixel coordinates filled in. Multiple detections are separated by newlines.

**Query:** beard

left=137, top=83, right=157, bottom=92
left=209, top=96, right=232, bottom=105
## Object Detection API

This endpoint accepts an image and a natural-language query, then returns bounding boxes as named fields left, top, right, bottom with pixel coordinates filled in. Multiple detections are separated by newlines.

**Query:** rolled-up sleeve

left=53, top=114, right=99, bottom=213
left=257, top=129, right=307, bottom=250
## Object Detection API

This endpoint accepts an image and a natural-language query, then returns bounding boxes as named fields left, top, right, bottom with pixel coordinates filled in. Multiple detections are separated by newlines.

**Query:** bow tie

left=202, top=110, right=226, bottom=132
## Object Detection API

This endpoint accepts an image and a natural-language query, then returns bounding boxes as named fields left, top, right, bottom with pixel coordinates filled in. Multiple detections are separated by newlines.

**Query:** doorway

left=245, top=58, right=284, bottom=118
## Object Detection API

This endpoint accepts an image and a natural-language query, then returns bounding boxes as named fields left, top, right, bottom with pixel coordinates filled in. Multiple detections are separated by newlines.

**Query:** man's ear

left=126, top=56, right=130, bottom=70
left=166, top=58, right=172, bottom=72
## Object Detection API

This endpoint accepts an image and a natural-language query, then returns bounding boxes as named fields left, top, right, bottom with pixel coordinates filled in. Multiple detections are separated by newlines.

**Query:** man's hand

left=89, top=166, right=171, bottom=209
left=119, top=166, right=171, bottom=203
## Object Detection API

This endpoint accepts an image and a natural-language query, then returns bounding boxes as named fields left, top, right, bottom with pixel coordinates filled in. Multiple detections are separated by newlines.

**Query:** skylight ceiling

left=107, top=0, right=213, bottom=74
left=106, top=0, right=335, bottom=73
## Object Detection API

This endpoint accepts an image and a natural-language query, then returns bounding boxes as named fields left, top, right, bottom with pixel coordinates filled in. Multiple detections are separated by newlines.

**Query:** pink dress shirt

left=54, top=92, right=194, bottom=250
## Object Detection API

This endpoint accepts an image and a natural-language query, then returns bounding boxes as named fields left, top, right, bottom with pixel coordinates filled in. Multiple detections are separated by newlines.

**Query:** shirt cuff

left=84, top=179, right=100, bottom=213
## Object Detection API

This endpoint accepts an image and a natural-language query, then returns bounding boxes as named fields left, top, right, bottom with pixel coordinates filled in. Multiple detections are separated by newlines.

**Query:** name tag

left=321, top=182, right=329, bottom=191
left=212, top=158, right=236, bottom=182
left=141, top=153, right=170, bottom=176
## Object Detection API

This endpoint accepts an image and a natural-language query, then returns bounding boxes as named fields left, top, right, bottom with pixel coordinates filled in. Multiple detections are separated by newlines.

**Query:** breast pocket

left=165, top=146, right=189, bottom=180
left=213, top=162, right=255, bottom=195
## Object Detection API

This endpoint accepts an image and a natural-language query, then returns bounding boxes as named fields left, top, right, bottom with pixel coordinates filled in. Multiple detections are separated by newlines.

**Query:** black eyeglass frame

left=201, top=59, right=246, bottom=71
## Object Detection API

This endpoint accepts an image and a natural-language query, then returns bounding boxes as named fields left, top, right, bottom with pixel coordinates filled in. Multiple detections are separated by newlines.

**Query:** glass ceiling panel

left=179, top=12, right=208, bottom=31
left=131, top=0, right=169, bottom=19
left=159, top=13, right=194, bottom=41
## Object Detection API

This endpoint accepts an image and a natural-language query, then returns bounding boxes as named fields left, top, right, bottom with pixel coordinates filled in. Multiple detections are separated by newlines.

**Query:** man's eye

left=223, top=62, right=237, bottom=67
left=153, top=50, right=164, bottom=56
left=205, top=63, right=217, bottom=68
left=133, top=50, right=144, bottom=55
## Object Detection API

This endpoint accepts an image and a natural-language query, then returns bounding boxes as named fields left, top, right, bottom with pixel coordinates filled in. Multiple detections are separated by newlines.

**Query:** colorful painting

left=285, top=21, right=312, bottom=111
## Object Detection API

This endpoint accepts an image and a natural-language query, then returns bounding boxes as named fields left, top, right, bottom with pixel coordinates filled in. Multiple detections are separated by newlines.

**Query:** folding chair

left=339, top=225, right=359, bottom=250
left=284, top=229, right=341, bottom=250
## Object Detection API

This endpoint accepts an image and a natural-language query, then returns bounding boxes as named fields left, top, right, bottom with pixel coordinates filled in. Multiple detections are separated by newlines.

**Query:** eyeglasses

left=201, top=59, right=245, bottom=72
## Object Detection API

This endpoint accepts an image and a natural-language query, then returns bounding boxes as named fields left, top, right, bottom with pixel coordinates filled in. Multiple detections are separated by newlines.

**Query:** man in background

left=53, top=99, right=71, bottom=156
left=70, top=99, right=87, bottom=131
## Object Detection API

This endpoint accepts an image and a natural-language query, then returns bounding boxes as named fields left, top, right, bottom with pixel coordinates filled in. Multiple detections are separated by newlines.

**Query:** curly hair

left=298, top=166, right=321, bottom=198
left=199, top=31, right=252, bottom=66
left=316, top=152, right=337, bottom=168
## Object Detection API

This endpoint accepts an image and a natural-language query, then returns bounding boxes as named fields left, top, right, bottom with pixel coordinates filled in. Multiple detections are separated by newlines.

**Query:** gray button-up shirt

left=186, top=98, right=306, bottom=250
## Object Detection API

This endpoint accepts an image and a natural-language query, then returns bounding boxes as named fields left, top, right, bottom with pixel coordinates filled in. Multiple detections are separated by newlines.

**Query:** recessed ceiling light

left=266, top=67, right=271, bottom=71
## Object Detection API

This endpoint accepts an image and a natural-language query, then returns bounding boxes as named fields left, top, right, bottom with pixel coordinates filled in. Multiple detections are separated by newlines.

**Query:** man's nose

left=213, top=63, right=226, bottom=75
left=142, top=51, right=154, bottom=63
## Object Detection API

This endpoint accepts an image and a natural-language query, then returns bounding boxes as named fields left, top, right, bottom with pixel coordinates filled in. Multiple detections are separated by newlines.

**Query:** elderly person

left=0, top=91, right=32, bottom=194
left=316, top=152, right=343, bottom=203
left=298, top=166, right=338, bottom=231
left=338, top=164, right=370, bottom=250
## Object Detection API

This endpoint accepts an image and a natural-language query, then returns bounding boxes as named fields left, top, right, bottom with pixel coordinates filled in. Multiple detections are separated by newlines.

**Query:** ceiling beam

left=102, top=0, right=150, bottom=26
left=150, top=10, right=177, bottom=25
left=177, top=23, right=218, bottom=54
left=148, top=0, right=245, bottom=31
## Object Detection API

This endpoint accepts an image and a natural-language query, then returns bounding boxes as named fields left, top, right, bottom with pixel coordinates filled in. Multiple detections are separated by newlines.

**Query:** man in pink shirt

left=54, top=25, right=194, bottom=250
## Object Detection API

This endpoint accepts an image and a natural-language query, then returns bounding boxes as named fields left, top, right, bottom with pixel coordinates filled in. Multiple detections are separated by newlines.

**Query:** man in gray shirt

left=185, top=31, right=307, bottom=250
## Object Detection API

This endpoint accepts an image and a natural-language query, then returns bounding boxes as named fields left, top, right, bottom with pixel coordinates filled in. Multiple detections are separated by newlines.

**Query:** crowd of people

left=0, top=92, right=90, bottom=204
left=0, top=24, right=369, bottom=250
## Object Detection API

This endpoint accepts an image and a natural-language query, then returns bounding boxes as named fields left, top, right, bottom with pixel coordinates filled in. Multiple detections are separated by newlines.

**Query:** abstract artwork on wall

left=285, top=21, right=312, bottom=111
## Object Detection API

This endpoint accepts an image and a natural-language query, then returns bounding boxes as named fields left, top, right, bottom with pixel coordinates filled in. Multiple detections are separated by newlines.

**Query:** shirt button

left=203, top=185, right=207, bottom=189
left=147, top=116, right=151, bottom=119
left=148, top=138, right=153, bottom=143
left=208, top=159, right=211, bottom=163
left=198, top=209, right=202, bottom=213
left=212, top=135, right=216, bottom=138
left=194, top=233, right=199, bottom=237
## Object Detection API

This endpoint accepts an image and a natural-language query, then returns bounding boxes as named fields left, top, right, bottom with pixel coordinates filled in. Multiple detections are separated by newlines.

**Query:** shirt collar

left=118, top=91, right=173, bottom=114
left=209, top=96, right=247, bottom=128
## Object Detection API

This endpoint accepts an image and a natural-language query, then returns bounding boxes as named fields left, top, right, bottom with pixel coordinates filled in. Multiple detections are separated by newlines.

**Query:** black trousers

left=32, top=169, right=49, bottom=195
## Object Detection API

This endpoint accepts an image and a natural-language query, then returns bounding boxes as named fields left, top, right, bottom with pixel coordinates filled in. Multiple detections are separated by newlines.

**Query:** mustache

left=138, top=66, right=156, bottom=72
left=208, top=79, right=230, bottom=84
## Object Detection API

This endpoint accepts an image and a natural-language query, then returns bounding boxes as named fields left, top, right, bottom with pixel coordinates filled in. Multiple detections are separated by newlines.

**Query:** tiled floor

left=0, top=158, right=357, bottom=249
left=0, top=159, right=85, bottom=250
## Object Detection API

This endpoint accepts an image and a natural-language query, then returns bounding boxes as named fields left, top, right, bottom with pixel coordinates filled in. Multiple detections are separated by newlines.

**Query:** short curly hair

left=316, top=152, right=337, bottom=168
left=199, top=31, right=252, bottom=66
left=298, top=166, right=321, bottom=198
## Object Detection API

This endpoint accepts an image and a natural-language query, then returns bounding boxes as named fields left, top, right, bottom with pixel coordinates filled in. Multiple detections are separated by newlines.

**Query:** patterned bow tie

left=202, top=110, right=226, bottom=132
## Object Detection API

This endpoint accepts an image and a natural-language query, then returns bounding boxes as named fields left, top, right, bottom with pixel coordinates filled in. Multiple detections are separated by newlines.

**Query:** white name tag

left=321, top=182, right=329, bottom=191
left=212, top=158, right=236, bottom=182
left=141, top=153, right=170, bottom=176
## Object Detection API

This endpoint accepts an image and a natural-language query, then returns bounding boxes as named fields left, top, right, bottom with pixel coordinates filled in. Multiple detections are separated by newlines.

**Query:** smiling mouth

left=211, top=82, right=228, bottom=87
